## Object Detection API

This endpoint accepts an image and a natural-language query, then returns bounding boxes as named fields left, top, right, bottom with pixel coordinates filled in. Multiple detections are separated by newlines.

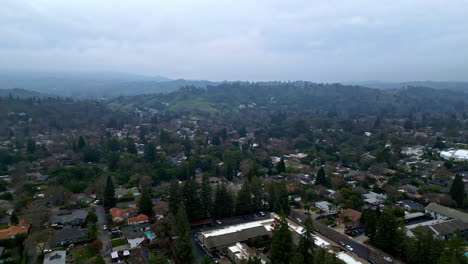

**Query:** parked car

left=345, top=245, right=353, bottom=251
left=339, top=241, right=346, bottom=246
left=383, top=256, right=393, bottom=262
left=329, top=223, right=337, bottom=227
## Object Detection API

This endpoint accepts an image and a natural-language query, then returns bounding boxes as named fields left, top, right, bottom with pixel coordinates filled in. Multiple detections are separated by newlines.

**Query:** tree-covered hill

left=109, top=82, right=468, bottom=118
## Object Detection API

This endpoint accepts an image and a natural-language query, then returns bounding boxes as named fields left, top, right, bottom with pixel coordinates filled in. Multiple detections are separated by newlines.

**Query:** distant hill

left=0, top=88, right=46, bottom=98
left=0, top=70, right=216, bottom=98
left=346, top=81, right=468, bottom=93
left=109, top=81, right=468, bottom=118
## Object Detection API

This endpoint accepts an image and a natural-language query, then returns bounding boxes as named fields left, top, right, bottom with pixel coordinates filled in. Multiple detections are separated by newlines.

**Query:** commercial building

left=440, top=149, right=468, bottom=162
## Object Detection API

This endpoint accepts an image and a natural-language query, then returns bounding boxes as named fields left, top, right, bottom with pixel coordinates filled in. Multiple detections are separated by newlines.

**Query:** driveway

left=95, top=205, right=112, bottom=262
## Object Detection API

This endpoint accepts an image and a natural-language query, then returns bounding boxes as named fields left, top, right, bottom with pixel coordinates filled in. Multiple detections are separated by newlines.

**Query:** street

left=95, top=205, right=112, bottom=262
left=290, top=209, right=403, bottom=264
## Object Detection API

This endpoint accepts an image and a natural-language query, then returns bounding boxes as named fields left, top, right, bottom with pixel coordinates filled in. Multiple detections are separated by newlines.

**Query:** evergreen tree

left=236, top=181, right=253, bottom=215
left=450, top=174, right=465, bottom=207
left=374, top=209, right=399, bottom=251
left=275, top=181, right=290, bottom=214
left=139, top=188, right=154, bottom=218
left=246, top=256, right=262, bottom=264
left=270, top=213, right=293, bottom=264
left=251, top=176, right=264, bottom=212
left=144, top=142, right=156, bottom=163
left=200, top=174, right=213, bottom=218
left=175, top=203, right=195, bottom=264
left=361, top=208, right=378, bottom=242
left=298, top=216, right=316, bottom=264
left=438, top=232, right=467, bottom=264
left=103, top=175, right=116, bottom=209
left=213, top=184, right=234, bottom=218
left=78, top=136, right=86, bottom=150
left=315, top=167, right=327, bottom=186
left=182, top=177, right=202, bottom=221
left=405, top=226, right=444, bottom=264
left=277, top=158, right=286, bottom=174
left=200, top=255, right=214, bottom=264
left=169, top=180, right=181, bottom=214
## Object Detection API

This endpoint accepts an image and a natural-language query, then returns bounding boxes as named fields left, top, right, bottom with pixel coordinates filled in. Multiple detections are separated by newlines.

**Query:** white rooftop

left=440, top=149, right=468, bottom=161
left=336, top=252, right=363, bottom=264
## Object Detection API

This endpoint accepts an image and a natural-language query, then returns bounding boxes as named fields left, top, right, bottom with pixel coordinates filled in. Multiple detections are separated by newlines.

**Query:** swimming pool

left=145, top=231, right=155, bottom=239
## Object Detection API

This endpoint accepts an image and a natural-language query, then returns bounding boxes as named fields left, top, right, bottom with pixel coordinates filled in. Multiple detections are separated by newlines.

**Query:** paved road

left=290, top=209, right=403, bottom=264
left=95, top=205, right=112, bottom=262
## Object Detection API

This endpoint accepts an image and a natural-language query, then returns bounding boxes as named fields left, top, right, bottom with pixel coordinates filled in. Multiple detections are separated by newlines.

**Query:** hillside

left=108, top=82, right=468, bottom=118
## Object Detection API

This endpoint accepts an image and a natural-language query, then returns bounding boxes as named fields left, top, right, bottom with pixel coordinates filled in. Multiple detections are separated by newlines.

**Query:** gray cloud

left=0, top=0, right=467, bottom=81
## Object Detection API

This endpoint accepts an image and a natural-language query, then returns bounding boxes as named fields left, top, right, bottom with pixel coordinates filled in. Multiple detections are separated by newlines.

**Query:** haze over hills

left=0, top=70, right=215, bottom=98
left=1, top=70, right=468, bottom=99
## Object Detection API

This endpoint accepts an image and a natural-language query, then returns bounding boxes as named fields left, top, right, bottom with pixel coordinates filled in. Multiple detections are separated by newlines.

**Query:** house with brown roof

left=110, top=208, right=139, bottom=223
left=0, top=220, right=30, bottom=240
left=127, top=214, right=149, bottom=225
left=336, top=209, right=362, bottom=230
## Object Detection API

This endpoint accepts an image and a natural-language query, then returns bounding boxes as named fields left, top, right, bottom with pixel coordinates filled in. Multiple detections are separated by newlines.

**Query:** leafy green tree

left=236, top=181, right=253, bottom=215
left=298, top=216, right=316, bottom=264
left=200, top=174, right=213, bottom=218
left=270, top=213, right=293, bottom=264
left=315, top=167, right=327, bottom=186
left=361, top=208, right=378, bottom=242
left=450, top=174, right=465, bottom=207
left=107, top=152, right=120, bottom=171
left=125, top=137, right=137, bottom=154
left=374, top=209, right=400, bottom=252
left=246, top=256, right=262, bottom=264
left=175, top=203, right=194, bottom=264
left=85, top=211, right=98, bottom=225
left=139, top=188, right=154, bottom=218
left=405, top=226, right=444, bottom=264
left=213, top=184, right=234, bottom=218
left=87, top=223, right=99, bottom=240
left=83, top=147, right=100, bottom=163
left=200, top=255, right=214, bottom=264
left=438, top=232, right=467, bottom=264
left=103, top=175, right=116, bottom=209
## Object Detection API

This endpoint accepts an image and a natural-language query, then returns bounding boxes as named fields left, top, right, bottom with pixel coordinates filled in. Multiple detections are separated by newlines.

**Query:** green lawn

left=0, top=224, right=10, bottom=230
left=111, top=238, right=127, bottom=248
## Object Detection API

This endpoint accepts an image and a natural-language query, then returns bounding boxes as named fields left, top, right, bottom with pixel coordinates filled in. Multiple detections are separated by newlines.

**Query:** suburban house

left=110, top=207, right=139, bottom=223
left=121, top=223, right=151, bottom=239
left=127, top=214, right=149, bottom=225
left=52, top=227, right=89, bottom=247
left=0, top=220, right=30, bottom=240
left=336, top=209, right=362, bottom=230
left=397, top=200, right=425, bottom=212
left=49, top=209, right=89, bottom=228
left=314, top=201, right=337, bottom=218
left=362, top=191, right=386, bottom=206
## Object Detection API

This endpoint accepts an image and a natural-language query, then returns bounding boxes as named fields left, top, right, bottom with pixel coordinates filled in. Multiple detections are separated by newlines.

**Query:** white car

left=383, top=256, right=393, bottom=262
left=345, top=245, right=353, bottom=251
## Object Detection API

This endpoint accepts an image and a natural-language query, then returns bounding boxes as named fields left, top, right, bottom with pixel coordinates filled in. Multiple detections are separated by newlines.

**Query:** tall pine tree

left=103, top=175, right=116, bottom=209
left=315, top=167, right=327, bottom=186
left=450, top=174, right=465, bottom=207
left=139, top=188, right=154, bottom=218
left=236, top=181, right=253, bottom=215
left=297, top=216, right=316, bottom=264
left=200, top=174, right=213, bottom=218
left=270, top=213, right=293, bottom=264
left=175, top=203, right=195, bottom=264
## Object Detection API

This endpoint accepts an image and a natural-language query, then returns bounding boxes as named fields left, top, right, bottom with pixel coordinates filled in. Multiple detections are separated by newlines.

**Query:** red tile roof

left=128, top=214, right=149, bottom=223
left=0, top=220, right=30, bottom=240
left=110, top=207, right=139, bottom=219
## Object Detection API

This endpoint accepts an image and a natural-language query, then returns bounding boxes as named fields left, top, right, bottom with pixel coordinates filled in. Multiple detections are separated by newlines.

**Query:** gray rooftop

left=425, top=203, right=468, bottom=223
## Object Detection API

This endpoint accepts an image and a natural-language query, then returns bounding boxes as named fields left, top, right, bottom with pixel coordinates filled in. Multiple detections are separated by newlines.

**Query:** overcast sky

left=1, top=0, right=467, bottom=82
